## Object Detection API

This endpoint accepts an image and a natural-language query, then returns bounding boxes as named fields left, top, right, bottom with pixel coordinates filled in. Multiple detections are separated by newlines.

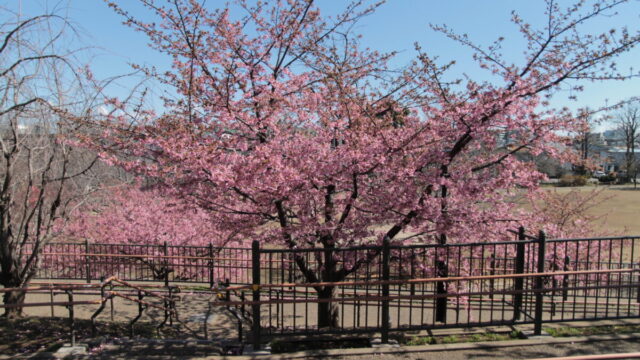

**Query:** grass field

left=549, top=185, right=640, bottom=235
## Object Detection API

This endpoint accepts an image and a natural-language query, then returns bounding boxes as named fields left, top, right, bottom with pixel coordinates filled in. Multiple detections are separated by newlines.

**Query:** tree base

left=2, top=290, right=26, bottom=319
left=317, top=287, right=339, bottom=328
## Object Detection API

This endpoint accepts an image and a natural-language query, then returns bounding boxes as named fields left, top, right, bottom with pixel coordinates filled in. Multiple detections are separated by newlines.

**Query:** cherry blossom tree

left=89, top=0, right=640, bottom=327
left=64, top=185, right=247, bottom=281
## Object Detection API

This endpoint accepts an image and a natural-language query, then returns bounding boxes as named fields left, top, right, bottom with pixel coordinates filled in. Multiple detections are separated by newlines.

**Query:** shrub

left=558, top=175, right=588, bottom=187
left=615, top=176, right=630, bottom=184
left=406, top=336, right=436, bottom=346
left=598, top=175, right=616, bottom=183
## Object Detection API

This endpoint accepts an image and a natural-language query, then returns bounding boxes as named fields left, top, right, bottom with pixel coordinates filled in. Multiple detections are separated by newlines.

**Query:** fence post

left=637, top=272, right=640, bottom=304
left=562, top=256, right=570, bottom=301
left=489, top=253, right=496, bottom=299
left=110, top=281, right=114, bottom=321
left=209, top=243, right=214, bottom=288
left=168, top=287, right=174, bottom=327
left=410, top=252, right=416, bottom=296
left=66, top=289, right=75, bottom=347
left=534, top=230, right=546, bottom=336
left=435, top=234, right=448, bottom=323
left=85, top=239, right=91, bottom=283
left=50, top=288, right=55, bottom=317
left=163, top=241, right=169, bottom=287
left=381, top=238, right=390, bottom=343
left=513, top=226, right=526, bottom=321
left=251, top=240, right=261, bottom=350
left=287, top=255, right=294, bottom=283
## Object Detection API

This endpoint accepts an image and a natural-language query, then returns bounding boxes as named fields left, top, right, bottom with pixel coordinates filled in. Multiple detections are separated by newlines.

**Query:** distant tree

left=526, top=188, right=613, bottom=239
left=535, top=153, right=567, bottom=179
left=64, top=185, right=247, bottom=280
left=575, top=118, right=593, bottom=176
left=614, top=104, right=640, bottom=187
left=571, top=108, right=610, bottom=176
left=0, top=9, right=104, bottom=317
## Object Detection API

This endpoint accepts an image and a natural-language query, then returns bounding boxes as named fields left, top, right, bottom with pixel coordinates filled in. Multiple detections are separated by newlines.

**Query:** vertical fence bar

left=562, top=255, right=570, bottom=301
left=209, top=243, right=214, bottom=288
left=489, top=253, right=496, bottom=299
left=110, top=282, right=114, bottom=321
left=66, top=289, right=75, bottom=347
left=410, top=250, right=416, bottom=296
left=435, top=234, right=448, bottom=323
left=635, top=239, right=640, bottom=304
left=513, top=226, right=526, bottom=321
left=251, top=240, right=261, bottom=350
left=48, top=287, right=55, bottom=317
left=381, top=238, right=390, bottom=343
left=163, top=241, right=169, bottom=287
left=85, top=239, right=91, bottom=283
left=636, top=267, right=640, bottom=304
left=534, top=230, right=546, bottom=335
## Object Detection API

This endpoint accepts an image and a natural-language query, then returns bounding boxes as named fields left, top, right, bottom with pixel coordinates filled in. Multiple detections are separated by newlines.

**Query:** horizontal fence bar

left=546, top=236, right=640, bottom=242
left=0, top=300, right=103, bottom=309
left=0, top=284, right=103, bottom=293
left=210, top=285, right=640, bottom=307
left=39, top=242, right=249, bottom=251
left=42, top=252, right=258, bottom=262
left=258, top=239, right=539, bottom=253
left=226, top=268, right=640, bottom=291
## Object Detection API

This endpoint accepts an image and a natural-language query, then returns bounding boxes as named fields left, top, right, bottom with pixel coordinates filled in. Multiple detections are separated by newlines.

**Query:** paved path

left=5, top=282, right=640, bottom=359
left=40, top=336, right=640, bottom=359
left=340, top=339, right=640, bottom=360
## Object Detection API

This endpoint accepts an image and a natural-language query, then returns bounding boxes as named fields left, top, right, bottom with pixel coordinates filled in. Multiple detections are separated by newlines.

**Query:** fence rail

left=20, top=229, right=640, bottom=348
left=0, top=277, right=180, bottom=346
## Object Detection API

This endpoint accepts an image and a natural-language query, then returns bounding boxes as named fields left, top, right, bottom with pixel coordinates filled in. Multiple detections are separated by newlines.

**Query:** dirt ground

left=0, top=288, right=243, bottom=355
left=545, top=185, right=640, bottom=235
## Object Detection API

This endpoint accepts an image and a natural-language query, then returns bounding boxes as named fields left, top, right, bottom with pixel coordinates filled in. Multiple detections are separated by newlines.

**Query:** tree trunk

left=292, top=248, right=341, bottom=328
left=0, top=255, right=35, bottom=319
left=317, top=286, right=339, bottom=328
left=2, top=289, right=26, bottom=318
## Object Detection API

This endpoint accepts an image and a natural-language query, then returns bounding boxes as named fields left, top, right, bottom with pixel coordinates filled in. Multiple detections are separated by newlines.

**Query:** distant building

left=491, top=128, right=638, bottom=178
left=602, top=129, right=625, bottom=147
left=598, top=147, right=640, bottom=173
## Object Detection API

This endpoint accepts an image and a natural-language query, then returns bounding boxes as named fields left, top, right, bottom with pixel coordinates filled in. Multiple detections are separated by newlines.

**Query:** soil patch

left=548, top=185, right=640, bottom=235
left=270, top=337, right=371, bottom=353
left=0, top=316, right=180, bottom=355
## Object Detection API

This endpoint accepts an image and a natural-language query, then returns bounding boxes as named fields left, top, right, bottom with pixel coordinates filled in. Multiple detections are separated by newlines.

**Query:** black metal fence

left=245, top=231, right=640, bottom=347
left=31, top=241, right=252, bottom=285
left=27, top=230, right=640, bottom=347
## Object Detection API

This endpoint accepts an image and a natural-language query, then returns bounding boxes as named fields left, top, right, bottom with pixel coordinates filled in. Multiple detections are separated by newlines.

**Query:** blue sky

left=10, top=0, right=640, bottom=130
